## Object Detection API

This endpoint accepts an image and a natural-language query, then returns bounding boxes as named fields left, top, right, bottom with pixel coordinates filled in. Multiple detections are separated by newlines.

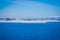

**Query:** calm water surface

left=0, top=22, right=60, bottom=40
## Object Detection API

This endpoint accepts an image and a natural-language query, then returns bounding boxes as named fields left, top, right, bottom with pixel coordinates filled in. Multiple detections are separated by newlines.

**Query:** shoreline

left=0, top=20, right=60, bottom=23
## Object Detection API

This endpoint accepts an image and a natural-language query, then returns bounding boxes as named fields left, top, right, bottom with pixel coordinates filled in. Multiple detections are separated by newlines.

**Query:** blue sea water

left=0, top=22, right=60, bottom=40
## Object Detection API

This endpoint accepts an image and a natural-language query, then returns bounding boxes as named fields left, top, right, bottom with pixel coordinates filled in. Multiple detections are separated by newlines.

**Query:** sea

left=0, top=22, right=60, bottom=40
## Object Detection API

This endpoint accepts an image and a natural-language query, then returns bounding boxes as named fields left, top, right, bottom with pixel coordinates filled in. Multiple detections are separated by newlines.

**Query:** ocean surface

left=0, top=22, right=60, bottom=40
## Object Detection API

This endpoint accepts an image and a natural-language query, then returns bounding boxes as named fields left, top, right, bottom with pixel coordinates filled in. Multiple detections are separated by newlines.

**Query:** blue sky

left=0, top=0, right=60, bottom=18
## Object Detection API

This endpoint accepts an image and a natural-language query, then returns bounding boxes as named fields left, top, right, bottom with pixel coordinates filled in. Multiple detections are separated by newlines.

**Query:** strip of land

left=0, top=20, right=60, bottom=23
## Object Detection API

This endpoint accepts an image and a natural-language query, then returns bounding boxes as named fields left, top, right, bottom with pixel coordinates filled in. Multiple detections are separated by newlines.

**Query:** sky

left=0, top=0, right=60, bottom=18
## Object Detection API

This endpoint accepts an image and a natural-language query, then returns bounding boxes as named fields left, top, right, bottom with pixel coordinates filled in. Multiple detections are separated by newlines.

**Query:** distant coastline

left=0, top=16, right=60, bottom=23
left=0, top=20, right=60, bottom=23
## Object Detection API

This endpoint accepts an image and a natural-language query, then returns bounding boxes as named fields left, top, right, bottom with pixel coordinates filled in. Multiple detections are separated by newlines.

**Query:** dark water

left=0, top=22, right=60, bottom=40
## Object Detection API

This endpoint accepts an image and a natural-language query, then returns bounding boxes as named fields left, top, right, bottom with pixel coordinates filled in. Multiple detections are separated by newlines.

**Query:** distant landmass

left=0, top=16, right=60, bottom=21
left=0, top=16, right=60, bottom=23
